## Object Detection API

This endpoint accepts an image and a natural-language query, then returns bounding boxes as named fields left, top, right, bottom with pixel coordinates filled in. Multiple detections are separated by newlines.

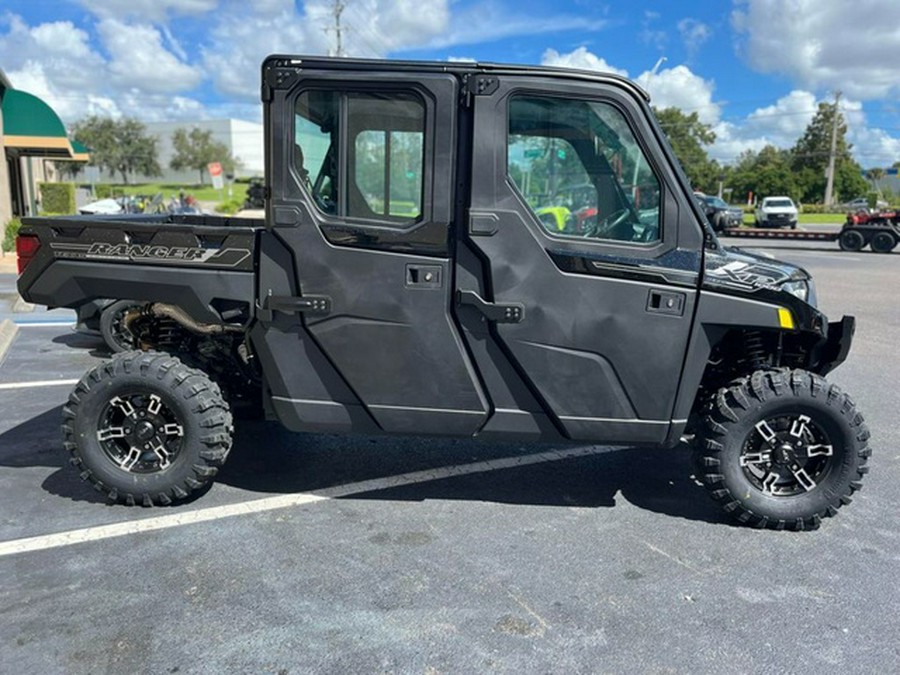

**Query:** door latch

left=646, top=289, right=685, bottom=317
left=457, top=290, right=524, bottom=323
left=257, top=294, right=331, bottom=322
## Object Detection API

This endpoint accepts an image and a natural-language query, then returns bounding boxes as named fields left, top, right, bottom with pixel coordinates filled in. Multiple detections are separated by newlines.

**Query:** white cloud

left=77, top=0, right=218, bottom=22
left=636, top=65, right=720, bottom=125
left=541, top=47, right=628, bottom=76
left=5, top=61, right=121, bottom=121
left=677, top=18, right=711, bottom=57
left=745, top=90, right=818, bottom=145
left=639, top=10, right=667, bottom=50
left=541, top=48, right=720, bottom=125
left=732, top=0, right=900, bottom=99
left=0, top=14, right=207, bottom=123
left=97, top=19, right=203, bottom=93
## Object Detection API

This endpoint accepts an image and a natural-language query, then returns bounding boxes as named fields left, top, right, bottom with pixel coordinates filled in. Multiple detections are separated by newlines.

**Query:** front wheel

left=62, top=352, right=233, bottom=505
left=695, top=369, right=870, bottom=530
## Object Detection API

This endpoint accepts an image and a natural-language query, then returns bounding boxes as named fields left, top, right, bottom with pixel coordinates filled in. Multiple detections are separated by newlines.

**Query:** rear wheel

left=62, top=352, right=233, bottom=505
left=100, top=300, right=143, bottom=353
left=870, top=231, right=897, bottom=253
left=838, top=229, right=865, bottom=252
left=695, top=369, right=870, bottom=530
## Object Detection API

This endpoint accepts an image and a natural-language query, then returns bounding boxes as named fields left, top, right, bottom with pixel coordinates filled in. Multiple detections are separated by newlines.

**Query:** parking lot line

left=0, top=445, right=611, bottom=558
left=0, top=379, right=79, bottom=390
left=13, top=320, right=75, bottom=327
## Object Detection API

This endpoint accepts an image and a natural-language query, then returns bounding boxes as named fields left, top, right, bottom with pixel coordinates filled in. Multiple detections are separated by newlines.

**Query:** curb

left=12, top=295, right=35, bottom=313
left=0, top=319, right=19, bottom=365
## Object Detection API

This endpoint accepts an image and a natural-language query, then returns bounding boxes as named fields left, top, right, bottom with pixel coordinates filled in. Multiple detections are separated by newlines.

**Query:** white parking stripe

left=13, top=320, right=75, bottom=327
left=0, top=379, right=79, bottom=390
left=0, top=445, right=614, bottom=558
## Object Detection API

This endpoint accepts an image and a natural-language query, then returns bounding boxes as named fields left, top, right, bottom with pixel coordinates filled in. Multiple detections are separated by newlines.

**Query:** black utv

left=16, top=56, right=869, bottom=529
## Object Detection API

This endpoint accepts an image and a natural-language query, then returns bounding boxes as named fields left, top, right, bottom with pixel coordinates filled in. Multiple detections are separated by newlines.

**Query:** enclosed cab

left=17, top=56, right=869, bottom=529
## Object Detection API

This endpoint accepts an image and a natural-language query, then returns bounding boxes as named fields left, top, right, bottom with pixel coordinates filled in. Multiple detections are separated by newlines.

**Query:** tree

left=71, top=116, right=161, bottom=184
left=729, top=145, right=797, bottom=203
left=169, top=128, right=236, bottom=184
left=653, top=107, right=719, bottom=192
left=55, top=160, right=87, bottom=180
left=790, top=102, right=867, bottom=203
left=866, top=167, right=885, bottom=189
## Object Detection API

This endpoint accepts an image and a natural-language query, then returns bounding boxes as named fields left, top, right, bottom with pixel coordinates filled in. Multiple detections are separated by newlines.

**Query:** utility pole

left=327, top=0, right=346, bottom=57
left=824, top=90, right=842, bottom=208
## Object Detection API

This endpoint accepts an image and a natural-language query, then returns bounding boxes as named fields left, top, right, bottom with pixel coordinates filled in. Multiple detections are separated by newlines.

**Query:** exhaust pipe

left=124, top=303, right=243, bottom=336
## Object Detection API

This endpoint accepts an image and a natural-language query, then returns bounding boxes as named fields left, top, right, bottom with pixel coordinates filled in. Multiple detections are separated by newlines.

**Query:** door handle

left=457, top=290, right=524, bottom=323
left=646, top=289, right=685, bottom=316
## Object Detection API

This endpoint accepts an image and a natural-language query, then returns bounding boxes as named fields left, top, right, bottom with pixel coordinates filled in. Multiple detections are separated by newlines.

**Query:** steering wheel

left=583, top=208, right=629, bottom=239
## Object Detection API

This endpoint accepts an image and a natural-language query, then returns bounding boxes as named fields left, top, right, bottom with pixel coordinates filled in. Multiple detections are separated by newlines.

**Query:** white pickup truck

left=755, top=196, right=799, bottom=229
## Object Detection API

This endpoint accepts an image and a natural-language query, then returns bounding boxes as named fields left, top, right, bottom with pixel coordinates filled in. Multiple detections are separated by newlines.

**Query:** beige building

left=1, top=70, right=88, bottom=224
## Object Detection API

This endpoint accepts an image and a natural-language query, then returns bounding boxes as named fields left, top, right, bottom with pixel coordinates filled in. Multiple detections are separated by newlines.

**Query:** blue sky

left=2, top=0, right=900, bottom=167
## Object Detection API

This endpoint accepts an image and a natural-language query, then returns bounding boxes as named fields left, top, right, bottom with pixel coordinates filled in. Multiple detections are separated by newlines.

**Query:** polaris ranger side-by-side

left=16, top=57, right=869, bottom=529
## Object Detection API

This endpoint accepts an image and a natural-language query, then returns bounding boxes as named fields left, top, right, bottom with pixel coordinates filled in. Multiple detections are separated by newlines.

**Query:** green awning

left=70, top=139, right=91, bottom=161
left=2, top=88, right=83, bottom=159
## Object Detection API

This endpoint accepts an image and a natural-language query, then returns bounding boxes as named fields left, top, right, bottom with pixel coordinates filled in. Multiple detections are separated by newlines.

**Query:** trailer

left=722, top=211, right=900, bottom=253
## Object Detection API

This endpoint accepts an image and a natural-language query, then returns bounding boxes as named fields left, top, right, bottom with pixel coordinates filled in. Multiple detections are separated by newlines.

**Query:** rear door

left=458, top=74, right=704, bottom=443
left=262, top=60, right=488, bottom=435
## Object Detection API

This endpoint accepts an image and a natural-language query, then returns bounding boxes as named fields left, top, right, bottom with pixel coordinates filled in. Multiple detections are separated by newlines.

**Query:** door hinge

left=261, top=64, right=301, bottom=102
left=461, top=73, right=500, bottom=107
left=257, top=294, right=331, bottom=322
left=457, top=289, right=523, bottom=323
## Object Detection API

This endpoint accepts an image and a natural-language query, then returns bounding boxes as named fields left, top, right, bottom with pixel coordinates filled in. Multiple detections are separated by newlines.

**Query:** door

left=261, top=63, right=488, bottom=435
left=459, top=75, right=704, bottom=443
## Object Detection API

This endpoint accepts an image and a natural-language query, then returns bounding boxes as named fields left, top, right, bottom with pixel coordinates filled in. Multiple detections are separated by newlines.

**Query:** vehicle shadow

left=0, top=408, right=729, bottom=526
left=50, top=331, right=109, bottom=358
left=216, top=422, right=729, bottom=526
left=0, top=406, right=108, bottom=504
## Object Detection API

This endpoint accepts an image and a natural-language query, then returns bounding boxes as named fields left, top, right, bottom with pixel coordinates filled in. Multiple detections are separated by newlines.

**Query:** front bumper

left=810, top=315, right=855, bottom=375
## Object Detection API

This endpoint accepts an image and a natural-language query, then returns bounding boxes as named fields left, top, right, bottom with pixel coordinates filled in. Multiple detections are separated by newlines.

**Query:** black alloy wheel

left=62, top=352, right=233, bottom=505
left=738, top=414, right=834, bottom=496
left=97, top=392, right=185, bottom=474
left=695, top=369, right=870, bottom=530
left=100, top=300, right=143, bottom=353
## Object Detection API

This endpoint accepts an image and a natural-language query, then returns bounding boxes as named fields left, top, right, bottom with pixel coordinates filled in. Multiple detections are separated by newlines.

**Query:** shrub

left=2, top=218, right=22, bottom=253
left=216, top=199, right=244, bottom=215
left=38, top=182, right=76, bottom=214
left=94, top=184, right=115, bottom=199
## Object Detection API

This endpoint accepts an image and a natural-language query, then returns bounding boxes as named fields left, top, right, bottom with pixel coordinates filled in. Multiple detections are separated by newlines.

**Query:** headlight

left=782, top=279, right=816, bottom=306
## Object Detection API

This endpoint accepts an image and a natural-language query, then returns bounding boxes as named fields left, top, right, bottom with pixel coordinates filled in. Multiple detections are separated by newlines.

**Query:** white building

left=80, top=118, right=264, bottom=185
left=145, top=119, right=264, bottom=183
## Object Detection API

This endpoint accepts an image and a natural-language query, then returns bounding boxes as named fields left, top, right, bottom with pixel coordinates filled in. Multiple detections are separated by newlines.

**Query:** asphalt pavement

left=0, top=239, right=898, bottom=674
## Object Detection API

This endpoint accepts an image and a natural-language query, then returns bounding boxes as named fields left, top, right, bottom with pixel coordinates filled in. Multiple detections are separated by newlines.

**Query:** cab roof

left=263, top=54, right=650, bottom=103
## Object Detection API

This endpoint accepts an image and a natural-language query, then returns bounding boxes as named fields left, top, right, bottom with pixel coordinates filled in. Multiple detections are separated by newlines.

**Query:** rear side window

left=294, top=90, right=425, bottom=224
left=507, top=94, right=662, bottom=244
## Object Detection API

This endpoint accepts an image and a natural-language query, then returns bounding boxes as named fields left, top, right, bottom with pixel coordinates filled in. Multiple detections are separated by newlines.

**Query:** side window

left=508, top=95, right=661, bottom=244
left=294, top=90, right=425, bottom=224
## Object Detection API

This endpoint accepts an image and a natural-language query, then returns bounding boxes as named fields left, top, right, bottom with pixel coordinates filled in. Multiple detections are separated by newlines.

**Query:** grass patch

left=97, top=183, right=249, bottom=204
left=741, top=213, right=847, bottom=225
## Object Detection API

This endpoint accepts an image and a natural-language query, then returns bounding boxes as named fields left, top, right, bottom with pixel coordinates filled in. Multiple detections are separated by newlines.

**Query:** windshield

left=765, top=198, right=794, bottom=208
left=705, top=196, right=729, bottom=209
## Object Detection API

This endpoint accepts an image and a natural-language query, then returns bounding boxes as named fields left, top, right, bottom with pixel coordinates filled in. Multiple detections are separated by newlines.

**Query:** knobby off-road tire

left=695, top=369, right=870, bottom=530
left=62, top=351, right=233, bottom=506
left=99, top=300, right=142, bottom=353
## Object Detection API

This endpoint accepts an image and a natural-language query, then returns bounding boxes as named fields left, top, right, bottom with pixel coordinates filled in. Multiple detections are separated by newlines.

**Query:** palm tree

left=867, top=167, right=886, bottom=187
